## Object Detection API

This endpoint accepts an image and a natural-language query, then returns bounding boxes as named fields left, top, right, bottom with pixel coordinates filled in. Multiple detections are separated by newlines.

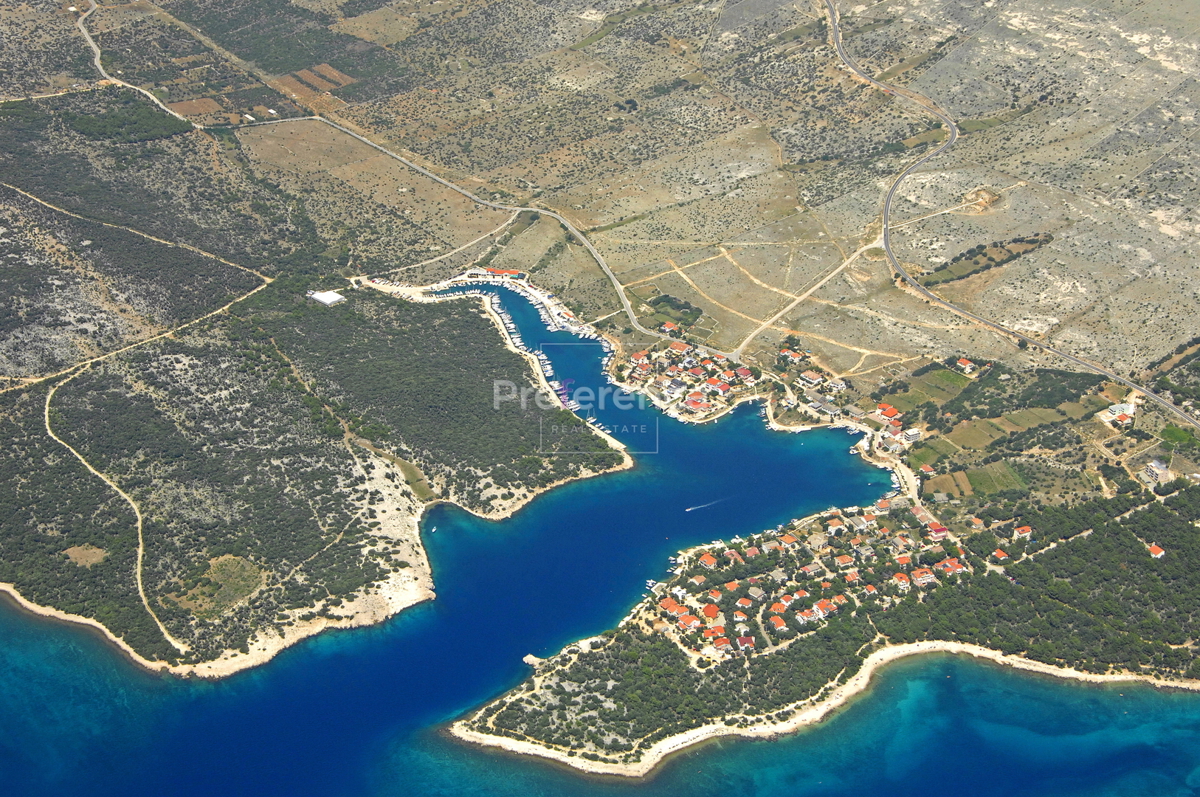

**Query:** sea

left=4, top=285, right=1200, bottom=797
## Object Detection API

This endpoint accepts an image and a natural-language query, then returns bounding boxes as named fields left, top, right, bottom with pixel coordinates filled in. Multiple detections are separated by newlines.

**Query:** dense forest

left=237, top=283, right=622, bottom=512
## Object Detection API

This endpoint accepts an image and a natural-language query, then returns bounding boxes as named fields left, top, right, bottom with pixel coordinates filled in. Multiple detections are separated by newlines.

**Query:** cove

left=1, top=286, right=1198, bottom=797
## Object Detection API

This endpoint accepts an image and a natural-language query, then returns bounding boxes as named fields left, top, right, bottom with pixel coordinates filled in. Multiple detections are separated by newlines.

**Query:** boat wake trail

left=685, top=498, right=726, bottom=513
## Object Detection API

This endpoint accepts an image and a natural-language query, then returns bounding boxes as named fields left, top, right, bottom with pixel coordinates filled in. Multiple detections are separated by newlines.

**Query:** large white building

left=310, top=290, right=346, bottom=307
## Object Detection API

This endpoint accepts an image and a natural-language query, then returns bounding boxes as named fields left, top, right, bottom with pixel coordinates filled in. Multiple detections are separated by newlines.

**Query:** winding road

left=66, top=0, right=1199, bottom=428
left=822, top=0, right=1199, bottom=431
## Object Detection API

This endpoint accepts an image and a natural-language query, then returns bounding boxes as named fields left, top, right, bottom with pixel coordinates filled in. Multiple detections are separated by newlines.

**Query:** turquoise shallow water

left=4, top=286, right=1200, bottom=796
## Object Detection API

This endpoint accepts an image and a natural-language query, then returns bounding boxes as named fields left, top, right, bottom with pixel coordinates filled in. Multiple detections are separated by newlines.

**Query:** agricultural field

left=879, top=366, right=971, bottom=412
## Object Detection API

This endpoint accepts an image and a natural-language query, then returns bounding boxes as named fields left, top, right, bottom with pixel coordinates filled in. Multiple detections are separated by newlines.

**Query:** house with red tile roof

left=698, top=552, right=718, bottom=569
left=834, top=554, right=854, bottom=567
left=779, top=533, right=798, bottom=547
left=768, top=616, right=787, bottom=632
left=708, top=588, right=723, bottom=600
left=893, top=572, right=911, bottom=591
left=1149, top=544, right=1165, bottom=559
left=745, top=546, right=762, bottom=558
left=661, top=321, right=680, bottom=333
left=934, top=557, right=966, bottom=575
left=702, top=603, right=721, bottom=620
left=678, top=615, right=701, bottom=630
left=919, top=464, right=935, bottom=474
left=715, top=637, right=733, bottom=653
left=684, top=398, right=712, bottom=412
left=814, top=598, right=837, bottom=617
left=688, top=574, right=707, bottom=586
left=794, top=589, right=810, bottom=599
left=993, top=549, right=1010, bottom=561
left=769, top=602, right=787, bottom=613
left=863, top=584, right=878, bottom=596
left=724, top=550, right=745, bottom=565
left=1014, top=525, right=1033, bottom=541
left=956, top=357, right=976, bottom=373
left=780, top=349, right=804, bottom=363
left=732, top=610, right=749, bottom=623
left=799, top=370, right=825, bottom=386
left=844, top=570, right=860, bottom=584
left=911, top=568, right=936, bottom=587
left=969, top=517, right=986, bottom=530
left=709, top=625, right=725, bottom=636
left=724, top=580, right=740, bottom=591
left=796, top=609, right=817, bottom=624
left=896, top=555, right=912, bottom=568
left=669, top=341, right=692, bottom=354
left=631, top=351, right=650, bottom=364
left=737, top=636, right=755, bottom=651
left=832, top=594, right=848, bottom=606
left=736, top=597, right=753, bottom=609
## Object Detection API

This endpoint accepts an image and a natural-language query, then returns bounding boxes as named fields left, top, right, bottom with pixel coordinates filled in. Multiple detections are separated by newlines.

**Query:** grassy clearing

left=928, top=437, right=960, bottom=457
left=902, top=128, right=949, bottom=147
left=879, top=50, right=936, bottom=82
left=907, top=445, right=941, bottom=470
left=924, top=473, right=961, bottom=496
left=1059, top=395, right=1108, bottom=419
left=947, top=419, right=1007, bottom=449
left=886, top=368, right=969, bottom=411
left=1004, top=407, right=1063, bottom=428
left=961, top=117, right=1005, bottom=133
left=397, top=458, right=437, bottom=501
left=929, top=369, right=971, bottom=389
left=966, top=461, right=1025, bottom=494
left=177, top=555, right=263, bottom=618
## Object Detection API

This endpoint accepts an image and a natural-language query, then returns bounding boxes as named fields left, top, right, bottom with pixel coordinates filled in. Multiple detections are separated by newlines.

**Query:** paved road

left=823, top=0, right=1199, bottom=431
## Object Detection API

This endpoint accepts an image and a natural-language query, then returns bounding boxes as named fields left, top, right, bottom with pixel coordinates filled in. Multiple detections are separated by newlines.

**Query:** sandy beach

left=451, top=639, right=1200, bottom=778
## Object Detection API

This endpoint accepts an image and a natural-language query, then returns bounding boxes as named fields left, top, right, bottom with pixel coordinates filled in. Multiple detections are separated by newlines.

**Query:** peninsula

left=453, top=358, right=1200, bottom=775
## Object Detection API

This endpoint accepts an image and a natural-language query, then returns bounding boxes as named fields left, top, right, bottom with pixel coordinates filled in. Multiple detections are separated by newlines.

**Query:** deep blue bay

left=4, top=285, right=1200, bottom=796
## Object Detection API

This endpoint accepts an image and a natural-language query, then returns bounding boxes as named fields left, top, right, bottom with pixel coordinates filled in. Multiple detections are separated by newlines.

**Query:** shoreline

left=450, top=640, right=1200, bottom=778
left=0, top=564, right=436, bottom=680
left=371, top=277, right=634, bottom=523
left=0, top=273, right=632, bottom=679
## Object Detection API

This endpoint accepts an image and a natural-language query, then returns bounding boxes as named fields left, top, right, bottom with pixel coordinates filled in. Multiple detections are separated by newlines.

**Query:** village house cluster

left=644, top=495, right=985, bottom=662
left=621, top=339, right=761, bottom=417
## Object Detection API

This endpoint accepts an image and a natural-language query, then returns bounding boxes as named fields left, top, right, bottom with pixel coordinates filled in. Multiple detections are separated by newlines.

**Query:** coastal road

left=822, top=0, right=1200, bottom=431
